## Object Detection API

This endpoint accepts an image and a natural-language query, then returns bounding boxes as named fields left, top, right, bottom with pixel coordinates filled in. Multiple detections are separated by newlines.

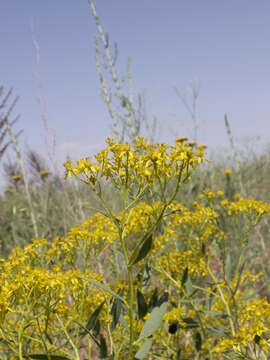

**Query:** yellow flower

left=12, top=175, right=21, bottom=182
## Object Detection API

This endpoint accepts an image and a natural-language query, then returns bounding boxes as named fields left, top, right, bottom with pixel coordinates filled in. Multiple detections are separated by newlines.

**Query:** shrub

left=0, top=137, right=269, bottom=359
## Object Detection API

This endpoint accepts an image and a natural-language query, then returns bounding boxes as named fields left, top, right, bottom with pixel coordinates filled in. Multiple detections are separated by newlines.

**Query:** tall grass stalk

left=6, top=122, right=38, bottom=237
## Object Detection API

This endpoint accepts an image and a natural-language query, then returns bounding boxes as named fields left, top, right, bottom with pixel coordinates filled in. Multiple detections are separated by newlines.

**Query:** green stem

left=207, top=265, right=236, bottom=337
left=7, top=122, right=39, bottom=237
left=119, top=230, right=134, bottom=359
left=56, top=315, right=80, bottom=360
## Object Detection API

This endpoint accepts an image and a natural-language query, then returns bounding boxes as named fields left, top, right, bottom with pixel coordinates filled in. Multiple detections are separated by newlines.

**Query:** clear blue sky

left=1, top=0, right=270, bottom=181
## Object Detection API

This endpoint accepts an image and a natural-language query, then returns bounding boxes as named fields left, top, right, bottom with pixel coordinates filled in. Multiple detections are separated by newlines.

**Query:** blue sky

left=1, top=0, right=270, bottom=185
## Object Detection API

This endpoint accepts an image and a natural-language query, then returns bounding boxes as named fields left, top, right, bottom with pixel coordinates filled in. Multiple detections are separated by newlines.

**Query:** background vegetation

left=0, top=1, right=270, bottom=358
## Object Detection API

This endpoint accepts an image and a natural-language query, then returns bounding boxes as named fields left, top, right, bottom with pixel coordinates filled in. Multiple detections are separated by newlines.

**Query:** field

left=1, top=1, right=270, bottom=359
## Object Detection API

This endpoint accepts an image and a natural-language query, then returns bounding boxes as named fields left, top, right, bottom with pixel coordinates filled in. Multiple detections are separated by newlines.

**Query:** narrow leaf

left=201, top=242, right=206, bottom=256
left=142, top=263, right=151, bottom=287
left=206, top=324, right=229, bottom=338
left=195, top=332, right=202, bottom=352
left=176, top=348, right=181, bottom=360
left=132, top=235, right=153, bottom=265
left=254, top=334, right=261, bottom=344
left=233, top=260, right=246, bottom=296
left=93, top=319, right=101, bottom=337
left=208, top=288, right=216, bottom=311
left=203, top=310, right=228, bottom=319
left=134, top=337, right=153, bottom=360
left=99, top=335, right=108, bottom=358
left=181, top=317, right=199, bottom=329
left=225, top=253, right=232, bottom=281
left=139, top=302, right=168, bottom=340
left=137, top=290, right=148, bottom=319
left=181, top=267, right=188, bottom=287
left=185, top=276, right=193, bottom=296
left=148, top=288, right=158, bottom=309
left=157, top=291, right=169, bottom=306
left=213, top=240, right=221, bottom=257
left=80, top=277, right=126, bottom=305
left=28, top=356, right=70, bottom=360
left=84, top=301, right=104, bottom=334
left=111, top=291, right=123, bottom=330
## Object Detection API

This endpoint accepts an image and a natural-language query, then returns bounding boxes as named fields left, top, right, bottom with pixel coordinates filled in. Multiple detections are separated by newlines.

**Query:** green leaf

left=28, top=356, right=70, bottom=360
left=148, top=288, right=158, bottom=309
left=99, top=335, right=108, bottom=358
left=134, top=337, right=153, bottom=360
left=208, top=288, right=216, bottom=311
left=142, top=263, right=151, bottom=287
left=80, top=277, right=126, bottom=305
left=157, top=291, right=169, bottom=306
left=203, top=310, right=228, bottom=319
left=137, top=290, right=148, bottom=319
left=176, top=348, right=181, bottom=360
left=84, top=301, right=104, bottom=335
left=206, top=324, right=228, bottom=338
left=213, top=240, right=221, bottom=257
left=111, top=291, right=123, bottom=330
left=254, top=334, right=261, bottom=344
left=195, top=332, right=202, bottom=352
left=185, top=276, right=193, bottom=296
left=44, top=332, right=53, bottom=345
left=201, top=242, right=206, bottom=256
left=131, top=235, right=153, bottom=265
left=93, top=319, right=101, bottom=337
left=262, top=330, right=270, bottom=340
left=181, top=267, right=188, bottom=287
left=225, top=253, right=232, bottom=281
left=181, top=317, right=199, bottom=329
left=233, top=260, right=246, bottom=295
left=139, top=302, right=168, bottom=340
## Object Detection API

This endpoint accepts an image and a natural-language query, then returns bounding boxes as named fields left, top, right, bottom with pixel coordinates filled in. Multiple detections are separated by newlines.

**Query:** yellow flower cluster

left=152, top=201, right=224, bottom=259
left=46, top=213, right=119, bottom=265
left=214, top=298, right=270, bottom=353
left=64, top=137, right=205, bottom=189
left=221, top=196, right=270, bottom=217
left=158, top=250, right=208, bottom=279
left=198, top=189, right=224, bottom=201
left=0, top=236, right=111, bottom=355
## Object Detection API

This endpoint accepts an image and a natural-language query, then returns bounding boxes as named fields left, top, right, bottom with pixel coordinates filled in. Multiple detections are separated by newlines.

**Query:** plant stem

left=56, top=315, right=80, bottom=360
left=7, top=122, right=38, bottom=237
left=207, top=265, right=236, bottom=337
left=119, top=230, right=134, bottom=359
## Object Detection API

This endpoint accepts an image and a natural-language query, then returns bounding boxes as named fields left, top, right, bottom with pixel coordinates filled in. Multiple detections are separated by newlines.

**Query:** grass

left=1, top=139, right=269, bottom=261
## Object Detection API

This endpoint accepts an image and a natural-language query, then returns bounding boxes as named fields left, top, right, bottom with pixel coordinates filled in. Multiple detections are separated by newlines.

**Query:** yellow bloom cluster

left=0, top=237, right=111, bottom=355
left=163, top=306, right=184, bottom=324
left=198, top=189, right=224, bottom=201
left=46, top=212, right=119, bottom=265
left=221, top=196, right=270, bottom=217
left=154, top=206, right=223, bottom=287
left=214, top=298, right=270, bottom=353
left=158, top=250, right=208, bottom=278
left=64, top=137, right=205, bottom=189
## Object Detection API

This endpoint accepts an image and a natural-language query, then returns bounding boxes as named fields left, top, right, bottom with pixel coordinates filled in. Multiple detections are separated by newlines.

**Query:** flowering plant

left=0, top=137, right=269, bottom=359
